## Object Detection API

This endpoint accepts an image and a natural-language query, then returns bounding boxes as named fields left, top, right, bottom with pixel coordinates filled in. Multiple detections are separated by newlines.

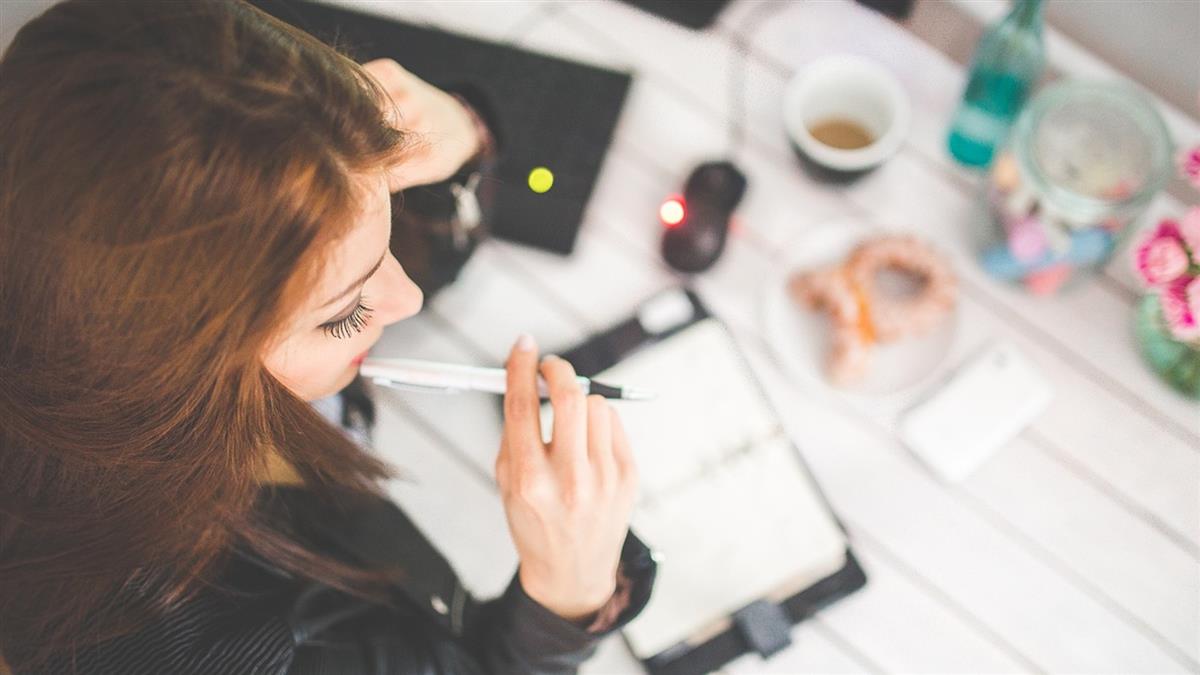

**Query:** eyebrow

left=319, top=250, right=387, bottom=309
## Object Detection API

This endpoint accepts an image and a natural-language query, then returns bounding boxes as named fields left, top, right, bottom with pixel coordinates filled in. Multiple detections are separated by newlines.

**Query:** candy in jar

left=977, top=80, right=1173, bottom=294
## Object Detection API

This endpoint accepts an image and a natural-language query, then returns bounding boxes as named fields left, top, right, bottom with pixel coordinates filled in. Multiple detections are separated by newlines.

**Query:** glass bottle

left=947, top=0, right=1045, bottom=168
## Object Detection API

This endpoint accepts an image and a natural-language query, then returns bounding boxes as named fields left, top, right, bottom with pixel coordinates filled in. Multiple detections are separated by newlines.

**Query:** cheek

left=263, top=334, right=359, bottom=402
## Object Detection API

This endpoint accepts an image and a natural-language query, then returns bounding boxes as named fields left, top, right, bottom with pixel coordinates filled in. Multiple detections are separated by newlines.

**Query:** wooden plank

left=371, top=378, right=517, bottom=598
left=841, top=149, right=1200, bottom=440
left=732, top=334, right=1190, bottom=673
left=717, top=0, right=1198, bottom=308
left=588, top=139, right=1200, bottom=555
left=816, top=540, right=1037, bottom=673
left=602, top=124, right=1200, bottom=549
left=717, top=0, right=973, bottom=177
left=486, top=229, right=675, bottom=335
left=425, top=243, right=589, bottom=362
left=948, top=0, right=1200, bottom=144
left=965, top=438, right=1200, bottom=660
left=336, top=0, right=1190, bottom=667
left=502, top=138, right=1198, bottom=673
left=607, top=135, right=1200, bottom=523
left=687, top=239, right=1199, bottom=665
left=688, top=232, right=1199, bottom=662
left=556, top=0, right=1200, bottom=442
left=369, top=311, right=504, bottom=483
left=663, top=224, right=1198, bottom=665
left=549, top=0, right=1200, bottom=442
left=477, top=158, right=1022, bottom=667
left=480, top=196, right=1194, bottom=669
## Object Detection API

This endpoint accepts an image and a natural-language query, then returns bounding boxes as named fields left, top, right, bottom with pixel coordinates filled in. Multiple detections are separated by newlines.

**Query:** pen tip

left=621, top=387, right=657, bottom=401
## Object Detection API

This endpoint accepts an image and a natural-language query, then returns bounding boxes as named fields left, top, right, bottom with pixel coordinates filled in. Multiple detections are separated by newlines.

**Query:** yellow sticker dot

left=528, top=166, right=554, bottom=194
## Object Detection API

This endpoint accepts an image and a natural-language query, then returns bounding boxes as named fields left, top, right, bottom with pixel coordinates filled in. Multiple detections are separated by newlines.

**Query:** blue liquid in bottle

left=947, top=0, right=1044, bottom=168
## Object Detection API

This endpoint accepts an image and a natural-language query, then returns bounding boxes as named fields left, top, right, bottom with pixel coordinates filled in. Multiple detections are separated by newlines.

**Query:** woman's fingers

left=494, top=438, right=511, bottom=494
left=494, top=343, right=640, bottom=622
left=500, top=337, right=627, bottom=502
left=610, top=410, right=637, bottom=491
left=540, top=355, right=589, bottom=479
left=362, top=59, right=414, bottom=111
left=503, top=335, right=545, bottom=469
left=586, top=395, right=615, bottom=484
left=361, top=57, right=482, bottom=191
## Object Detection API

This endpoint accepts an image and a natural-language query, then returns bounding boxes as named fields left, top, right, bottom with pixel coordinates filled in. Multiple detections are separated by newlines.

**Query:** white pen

left=360, top=357, right=656, bottom=401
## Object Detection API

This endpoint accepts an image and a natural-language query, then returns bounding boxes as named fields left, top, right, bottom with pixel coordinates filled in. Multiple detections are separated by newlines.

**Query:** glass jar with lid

left=978, top=80, right=1173, bottom=294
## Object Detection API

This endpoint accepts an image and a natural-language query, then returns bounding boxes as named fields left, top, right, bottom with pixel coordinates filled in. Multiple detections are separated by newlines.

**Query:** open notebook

left=544, top=289, right=864, bottom=673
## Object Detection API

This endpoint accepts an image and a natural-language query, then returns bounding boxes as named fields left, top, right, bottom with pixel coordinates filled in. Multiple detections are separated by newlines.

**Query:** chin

left=304, top=365, right=359, bottom=402
left=335, top=363, right=360, bottom=389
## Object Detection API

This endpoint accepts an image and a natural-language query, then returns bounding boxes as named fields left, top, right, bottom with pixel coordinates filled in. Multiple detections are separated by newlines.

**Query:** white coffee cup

left=783, top=55, right=911, bottom=177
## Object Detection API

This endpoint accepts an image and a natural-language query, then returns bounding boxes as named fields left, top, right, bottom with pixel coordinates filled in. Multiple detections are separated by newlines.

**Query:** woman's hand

left=495, top=334, right=640, bottom=623
left=361, top=58, right=482, bottom=192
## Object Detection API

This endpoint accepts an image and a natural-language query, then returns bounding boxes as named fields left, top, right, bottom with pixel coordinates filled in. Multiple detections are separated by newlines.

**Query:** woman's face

left=262, top=171, right=423, bottom=401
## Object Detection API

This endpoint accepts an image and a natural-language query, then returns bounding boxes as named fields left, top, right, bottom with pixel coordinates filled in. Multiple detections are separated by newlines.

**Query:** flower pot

left=1135, top=294, right=1200, bottom=400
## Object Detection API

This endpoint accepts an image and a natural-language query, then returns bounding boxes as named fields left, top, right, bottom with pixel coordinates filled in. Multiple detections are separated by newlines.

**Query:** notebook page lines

left=600, top=319, right=780, bottom=498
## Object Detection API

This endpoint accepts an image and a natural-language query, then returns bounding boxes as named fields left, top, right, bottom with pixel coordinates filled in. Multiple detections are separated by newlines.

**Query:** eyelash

left=320, top=301, right=374, bottom=340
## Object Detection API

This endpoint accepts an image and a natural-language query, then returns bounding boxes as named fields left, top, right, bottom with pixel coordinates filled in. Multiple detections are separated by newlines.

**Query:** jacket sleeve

left=284, top=528, right=657, bottom=675
left=462, top=529, right=658, bottom=675
left=35, top=490, right=657, bottom=675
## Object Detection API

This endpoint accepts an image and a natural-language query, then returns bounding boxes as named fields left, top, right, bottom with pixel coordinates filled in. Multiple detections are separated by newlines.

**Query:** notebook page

left=601, top=320, right=779, bottom=498
left=571, top=319, right=848, bottom=659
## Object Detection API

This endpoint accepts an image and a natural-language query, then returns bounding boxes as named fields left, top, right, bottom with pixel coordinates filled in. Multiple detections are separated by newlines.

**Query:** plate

left=761, top=221, right=958, bottom=398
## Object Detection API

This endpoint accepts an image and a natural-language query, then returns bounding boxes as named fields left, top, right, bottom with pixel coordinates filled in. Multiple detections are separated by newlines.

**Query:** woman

left=0, top=1, right=655, bottom=672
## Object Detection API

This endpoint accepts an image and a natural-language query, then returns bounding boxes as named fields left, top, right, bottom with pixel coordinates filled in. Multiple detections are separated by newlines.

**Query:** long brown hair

left=0, top=0, right=414, bottom=667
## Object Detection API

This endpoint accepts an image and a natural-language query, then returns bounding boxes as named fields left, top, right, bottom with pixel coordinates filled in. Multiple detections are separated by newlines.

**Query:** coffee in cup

left=783, top=55, right=911, bottom=181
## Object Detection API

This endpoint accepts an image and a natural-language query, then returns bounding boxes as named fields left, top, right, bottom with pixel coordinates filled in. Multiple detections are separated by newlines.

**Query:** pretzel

left=789, top=267, right=872, bottom=384
left=788, top=235, right=957, bottom=385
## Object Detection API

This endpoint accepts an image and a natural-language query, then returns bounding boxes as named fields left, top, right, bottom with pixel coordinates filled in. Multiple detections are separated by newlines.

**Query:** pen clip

left=370, top=377, right=465, bottom=396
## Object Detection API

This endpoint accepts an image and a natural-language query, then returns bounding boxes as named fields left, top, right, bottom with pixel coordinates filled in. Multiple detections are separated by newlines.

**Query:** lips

left=351, top=350, right=369, bottom=366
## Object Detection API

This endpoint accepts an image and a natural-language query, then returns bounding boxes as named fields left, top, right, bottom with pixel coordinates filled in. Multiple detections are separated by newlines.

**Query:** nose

left=373, top=254, right=423, bottom=327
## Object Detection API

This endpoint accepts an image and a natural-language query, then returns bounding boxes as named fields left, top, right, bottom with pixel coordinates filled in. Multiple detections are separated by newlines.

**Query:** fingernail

left=515, top=333, right=535, bottom=351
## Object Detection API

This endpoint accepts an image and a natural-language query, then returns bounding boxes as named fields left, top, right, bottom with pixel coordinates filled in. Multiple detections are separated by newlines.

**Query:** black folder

left=249, top=0, right=631, bottom=255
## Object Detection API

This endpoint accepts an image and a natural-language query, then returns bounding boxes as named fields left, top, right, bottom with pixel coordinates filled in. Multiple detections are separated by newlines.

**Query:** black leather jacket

left=43, top=487, right=657, bottom=674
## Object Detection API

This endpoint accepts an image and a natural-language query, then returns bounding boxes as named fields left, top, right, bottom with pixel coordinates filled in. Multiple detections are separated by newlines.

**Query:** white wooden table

left=326, top=1, right=1200, bottom=672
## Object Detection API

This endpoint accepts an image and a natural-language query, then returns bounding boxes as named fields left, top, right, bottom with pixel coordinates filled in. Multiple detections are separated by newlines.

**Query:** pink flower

left=1160, top=277, right=1200, bottom=341
left=1179, top=206, right=1200, bottom=262
left=1189, top=276, right=1200, bottom=318
left=1180, top=145, right=1200, bottom=191
left=1135, top=220, right=1190, bottom=285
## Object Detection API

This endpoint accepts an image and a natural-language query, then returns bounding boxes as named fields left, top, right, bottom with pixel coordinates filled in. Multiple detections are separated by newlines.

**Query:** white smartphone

left=899, top=342, right=1053, bottom=482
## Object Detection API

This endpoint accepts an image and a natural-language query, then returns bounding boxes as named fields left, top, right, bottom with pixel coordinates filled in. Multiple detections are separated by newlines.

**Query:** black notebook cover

left=250, top=0, right=632, bottom=255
